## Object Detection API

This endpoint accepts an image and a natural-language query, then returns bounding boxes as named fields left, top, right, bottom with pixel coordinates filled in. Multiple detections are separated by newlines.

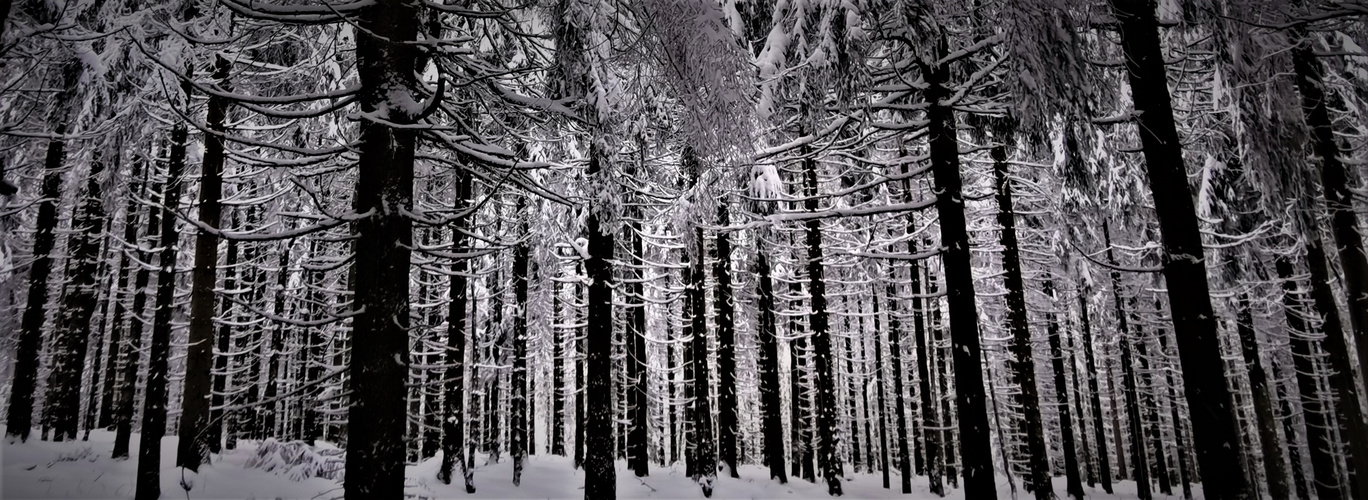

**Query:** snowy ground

left=2, top=426, right=1201, bottom=499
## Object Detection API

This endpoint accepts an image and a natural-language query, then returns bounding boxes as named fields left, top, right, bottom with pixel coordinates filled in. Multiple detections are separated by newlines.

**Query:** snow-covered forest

left=1, top=0, right=1366, bottom=499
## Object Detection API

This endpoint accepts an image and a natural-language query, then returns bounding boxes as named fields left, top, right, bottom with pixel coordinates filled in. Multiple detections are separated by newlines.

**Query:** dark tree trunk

left=801, top=143, right=843, bottom=496
left=790, top=276, right=813, bottom=482
left=1291, top=27, right=1368, bottom=499
left=1236, top=293, right=1291, bottom=499
left=211, top=225, right=237, bottom=452
left=576, top=259, right=586, bottom=471
left=583, top=148, right=617, bottom=499
left=909, top=258, right=940, bottom=495
left=99, top=160, right=145, bottom=431
left=178, top=55, right=230, bottom=471
left=923, top=40, right=994, bottom=499
left=684, top=254, right=697, bottom=478
left=871, top=284, right=890, bottom=490
left=263, top=245, right=290, bottom=438
left=991, top=148, right=1051, bottom=499
left=48, top=154, right=106, bottom=441
left=1134, top=301, right=1170, bottom=495
left=928, top=269, right=958, bottom=488
left=689, top=221, right=717, bottom=495
left=512, top=207, right=530, bottom=485
left=714, top=201, right=739, bottom=479
left=5, top=122, right=69, bottom=442
left=113, top=162, right=159, bottom=460
left=1078, top=288, right=1114, bottom=493
left=757, top=250, right=787, bottom=483
left=552, top=268, right=566, bottom=457
left=344, top=1, right=419, bottom=495
left=1274, top=357, right=1313, bottom=500
left=1110, top=1, right=1249, bottom=496
left=1103, top=224, right=1150, bottom=500
left=628, top=213, right=649, bottom=477
left=1153, top=312, right=1193, bottom=500
left=1045, top=281, right=1084, bottom=500
left=134, top=124, right=189, bottom=500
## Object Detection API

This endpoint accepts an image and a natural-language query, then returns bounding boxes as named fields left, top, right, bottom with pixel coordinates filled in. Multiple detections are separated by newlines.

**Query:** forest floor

left=1, top=426, right=1199, bottom=499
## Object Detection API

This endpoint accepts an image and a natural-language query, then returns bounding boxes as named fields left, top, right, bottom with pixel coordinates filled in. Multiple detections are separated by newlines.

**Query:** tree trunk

left=992, top=148, right=1051, bottom=499
left=512, top=203, right=530, bottom=485
left=5, top=123, right=69, bottom=442
left=801, top=142, right=844, bottom=496
left=1154, top=310, right=1193, bottom=500
left=178, top=55, right=230, bottom=470
left=871, top=283, right=890, bottom=490
left=583, top=147, right=617, bottom=499
left=629, top=212, right=649, bottom=477
left=1045, top=281, right=1084, bottom=500
left=211, top=224, right=237, bottom=452
left=1110, top=1, right=1249, bottom=496
left=757, top=250, right=787, bottom=483
left=1078, top=288, right=1114, bottom=493
left=552, top=267, right=566, bottom=457
left=689, top=220, right=717, bottom=495
left=1103, top=223, right=1150, bottom=500
left=134, top=123, right=189, bottom=500
left=1290, top=28, right=1368, bottom=500
left=99, top=160, right=146, bottom=431
left=113, top=162, right=160, bottom=460
left=48, top=154, right=107, bottom=441
left=1134, top=300, right=1170, bottom=495
left=1236, top=293, right=1291, bottom=499
left=909, top=258, right=940, bottom=495
left=714, top=201, right=739, bottom=479
left=924, top=40, right=994, bottom=499
left=344, top=1, right=419, bottom=495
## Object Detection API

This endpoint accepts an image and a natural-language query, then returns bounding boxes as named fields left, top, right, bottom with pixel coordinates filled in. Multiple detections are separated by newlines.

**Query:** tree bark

left=178, top=55, right=230, bottom=470
left=923, top=38, right=994, bottom=499
left=714, top=201, right=739, bottom=479
left=1078, top=287, right=1114, bottom=493
left=583, top=147, right=617, bottom=499
left=992, top=148, right=1051, bottom=499
left=1109, top=1, right=1249, bottom=496
left=629, top=211, right=649, bottom=477
left=113, top=162, right=160, bottom=460
left=134, top=123, right=189, bottom=500
left=1045, top=280, right=1084, bottom=499
left=512, top=201, right=530, bottom=485
left=801, top=141, right=844, bottom=496
left=47, top=154, right=106, bottom=441
left=344, top=0, right=420, bottom=495
left=757, top=249, right=787, bottom=483
left=1236, top=293, right=1291, bottom=500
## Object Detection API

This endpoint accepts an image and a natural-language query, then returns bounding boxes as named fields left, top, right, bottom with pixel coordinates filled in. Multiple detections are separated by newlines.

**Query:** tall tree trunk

left=1079, top=287, right=1114, bottom=493
left=1045, top=281, right=1084, bottom=499
left=511, top=204, right=530, bottom=485
left=1103, top=223, right=1150, bottom=500
left=1154, top=311, right=1193, bottom=500
left=991, top=148, right=1051, bottom=499
left=48, top=154, right=107, bottom=440
left=909, top=258, right=940, bottom=495
left=757, top=250, right=787, bottom=483
left=575, top=259, right=586, bottom=471
left=1290, top=26, right=1368, bottom=500
left=689, top=221, right=717, bottom=495
left=800, top=142, right=844, bottom=496
left=629, top=212, right=649, bottom=477
left=178, top=55, right=230, bottom=470
left=923, top=39, right=994, bottom=499
left=1275, top=356, right=1313, bottom=500
left=113, top=162, right=160, bottom=459
left=552, top=267, right=566, bottom=457
left=99, top=161, right=145, bottom=431
left=1110, top=1, right=1249, bottom=496
left=134, top=124, right=189, bottom=500
left=871, top=283, right=890, bottom=490
left=344, top=1, right=419, bottom=495
left=5, top=124, right=69, bottom=442
left=714, top=201, right=739, bottom=479
left=1236, top=293, right=1291, bottom=499
left=583, top=147, right=617, bottom=499
left=211, top=225, right=237, bottom=452
left=790, top=276, right=813, bottom=482
left=1135, top=300, right=1170, bottom=495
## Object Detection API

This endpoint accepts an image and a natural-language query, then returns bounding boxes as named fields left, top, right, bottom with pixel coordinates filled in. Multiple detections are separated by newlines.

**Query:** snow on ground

left=3, top=426, right=1201, bottom=499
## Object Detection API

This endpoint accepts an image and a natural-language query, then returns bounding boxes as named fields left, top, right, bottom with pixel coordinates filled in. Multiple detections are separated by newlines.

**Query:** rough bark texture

left=756, top=251, right=787, bottom=483
left=344, top=1, right=419, bottom=496
left=583, top=149, right=617, bottom=499
left=1236, top=293, right=1290, bottom=500
left=1109, top=1, right=1248, bottom=496
left=177, top=55, right=230, bottom=470
left=134, top=124, right=188, bottom=500
left=992, top=149, right=1051, bottom=500
left=924, top=40, right=995, bottom=499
